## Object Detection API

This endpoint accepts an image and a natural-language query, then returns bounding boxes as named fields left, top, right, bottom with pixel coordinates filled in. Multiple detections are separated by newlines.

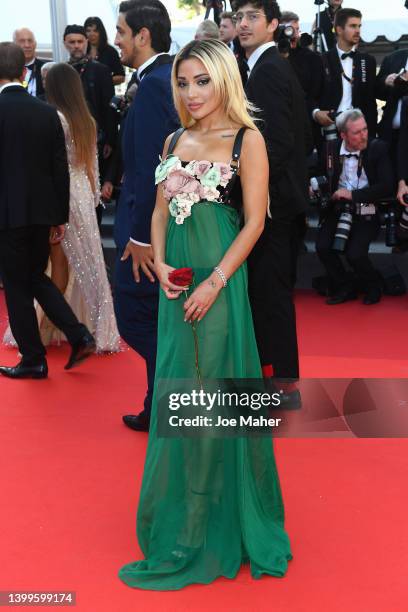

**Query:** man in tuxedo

left=235, top=0, right=310, bottom=394
left=376, top=48, right=408, bottom=164
left=314, top=8, right=377, bottom=143
left=0, top=43, right=96, bottom=379
left=316, top=109, right=394, bottom=305
left=13, top=27, right=46, bottom=98
left=114, top=0, right=179, bottom=431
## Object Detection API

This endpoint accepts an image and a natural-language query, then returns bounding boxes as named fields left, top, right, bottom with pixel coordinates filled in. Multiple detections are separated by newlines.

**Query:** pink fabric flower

left=163, top=169, right=201, bottom=200
left=199, top=185, right=220, bottom=202
left=193, top=161, right=212, bottom=178
left=213, top=162, right=233, bottom=185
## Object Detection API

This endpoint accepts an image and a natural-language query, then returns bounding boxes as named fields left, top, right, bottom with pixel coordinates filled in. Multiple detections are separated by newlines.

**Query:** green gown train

left=119, top=129, right=292, bottom=590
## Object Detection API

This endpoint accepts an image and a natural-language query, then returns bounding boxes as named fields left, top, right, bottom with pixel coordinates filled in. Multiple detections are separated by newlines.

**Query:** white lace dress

left=3, top=112, right=120, bottom=353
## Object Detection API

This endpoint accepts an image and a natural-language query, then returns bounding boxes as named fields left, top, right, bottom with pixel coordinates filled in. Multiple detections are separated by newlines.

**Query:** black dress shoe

left=0, top=361, right=48, bottom=379
left=65, top=331, right=96, bottom=370
left=363, top=289, right=381, bottom=305
left=326, top=290, right=358, bottom=305
left=123, top=413, right=150, bottom=432
left=264, top=378, right=302, bottom=410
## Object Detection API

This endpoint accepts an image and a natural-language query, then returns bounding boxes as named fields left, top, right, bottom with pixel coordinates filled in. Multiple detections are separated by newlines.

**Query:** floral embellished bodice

left=155, top=155, right=242, bottom=225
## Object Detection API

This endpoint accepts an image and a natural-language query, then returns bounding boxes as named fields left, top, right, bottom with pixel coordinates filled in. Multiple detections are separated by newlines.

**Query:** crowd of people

left=0, top=0, right=408, bottom=593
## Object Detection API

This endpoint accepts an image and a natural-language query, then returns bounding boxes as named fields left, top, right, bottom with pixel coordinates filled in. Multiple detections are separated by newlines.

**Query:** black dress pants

left=316, top=210, right=381, bottom=293
left=0, top=225, right=86, bottom=364
left=248, top=216, right=300, bottom=379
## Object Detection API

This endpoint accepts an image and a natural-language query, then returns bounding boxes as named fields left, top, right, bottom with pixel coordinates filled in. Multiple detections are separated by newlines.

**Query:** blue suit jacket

left=114, top=60, right=179, bottom=251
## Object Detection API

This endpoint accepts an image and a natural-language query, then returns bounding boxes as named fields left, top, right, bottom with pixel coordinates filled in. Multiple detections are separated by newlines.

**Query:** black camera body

left=310, top=175, right=331, bottom=211
left=277, top=24, right=295, bottom=54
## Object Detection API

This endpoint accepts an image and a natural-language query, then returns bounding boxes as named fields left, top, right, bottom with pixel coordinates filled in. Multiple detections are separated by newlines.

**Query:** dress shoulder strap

left=167, top=127, right=185, bottom=156
left=231, top=127, right=247, bottom=168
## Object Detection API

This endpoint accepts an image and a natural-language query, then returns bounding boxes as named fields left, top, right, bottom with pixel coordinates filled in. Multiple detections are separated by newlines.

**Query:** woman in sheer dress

left=118, top=40, right=291, bottom=590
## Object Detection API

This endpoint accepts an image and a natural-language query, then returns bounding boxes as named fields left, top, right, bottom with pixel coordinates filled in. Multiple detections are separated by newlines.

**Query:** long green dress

left=119, top=137, right=292, bottom=590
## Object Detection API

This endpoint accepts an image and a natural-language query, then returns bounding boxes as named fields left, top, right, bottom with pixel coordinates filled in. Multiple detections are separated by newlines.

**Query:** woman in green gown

left=119, top=39, right=292, bottom=590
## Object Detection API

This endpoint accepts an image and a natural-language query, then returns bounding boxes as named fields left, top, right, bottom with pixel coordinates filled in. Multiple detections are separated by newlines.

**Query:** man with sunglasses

left=234, top=0, right=310, bottom=402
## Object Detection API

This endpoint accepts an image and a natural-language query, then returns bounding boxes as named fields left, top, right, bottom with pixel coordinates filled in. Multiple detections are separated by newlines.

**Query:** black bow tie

left=341, top=51, right=356, bottom=61
left=343, top=153, right=359, bottom=159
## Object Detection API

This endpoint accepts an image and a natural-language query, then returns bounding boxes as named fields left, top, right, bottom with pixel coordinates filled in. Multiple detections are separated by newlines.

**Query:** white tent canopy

left=1, top=0, right=408, bottom=50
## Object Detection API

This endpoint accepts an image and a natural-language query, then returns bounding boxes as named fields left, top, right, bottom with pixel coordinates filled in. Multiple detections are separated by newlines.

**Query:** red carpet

left=1, top=291, right=407, bottom=611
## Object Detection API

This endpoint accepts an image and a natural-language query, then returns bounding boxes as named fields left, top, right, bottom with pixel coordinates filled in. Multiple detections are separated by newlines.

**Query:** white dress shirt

left=313, top=45, right=355, bottom=121
left=336, top=44, right=355, bottom=113
left=130, top=53, right=168, bottom=247
left=338, top=141, right=375, bottom=214
left=24, top=59, right=37, bottom=97
left=247, top=41, right=275, bottom=75
left=392, top=56, right=408, bottom=130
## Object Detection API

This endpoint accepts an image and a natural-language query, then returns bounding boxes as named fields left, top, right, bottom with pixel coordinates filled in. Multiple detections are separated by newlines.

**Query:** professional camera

left=378, top=202, right=399, bottom=247
left=110, top=94, right=131, bottom=116
left=332, top=199, right=354, bottom=252
left=110, top=81, right=138, bottom=117
left=309, top=176, right=330, bottom=211
left=277, top=23, right=295, bottom=54
left=322, top=110, right=339, bottom=141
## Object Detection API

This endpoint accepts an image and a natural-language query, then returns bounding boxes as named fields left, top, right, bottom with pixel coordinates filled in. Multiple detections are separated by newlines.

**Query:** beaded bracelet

left=214, top=266, right=228, bottom=288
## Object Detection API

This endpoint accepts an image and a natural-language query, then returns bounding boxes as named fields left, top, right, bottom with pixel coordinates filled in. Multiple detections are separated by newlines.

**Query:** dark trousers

left=0, top=226, right=86, bottom=364
left=248, top=216, right=300, bottom=379
left=204, top=1, right=222, bottom=25
left=114, top=255, right=158, bottom=417
left=316, top=209, right=381, bottom=293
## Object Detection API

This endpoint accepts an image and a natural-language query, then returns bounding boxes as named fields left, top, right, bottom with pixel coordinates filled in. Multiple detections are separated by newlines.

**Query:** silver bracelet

left=214, top=266, right=227, bottom=288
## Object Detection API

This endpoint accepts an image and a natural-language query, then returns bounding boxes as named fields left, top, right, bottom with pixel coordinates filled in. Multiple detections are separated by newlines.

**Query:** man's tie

left=341, top=51, right=356, bottom=61
left=343, top=153, right=359, bottom=159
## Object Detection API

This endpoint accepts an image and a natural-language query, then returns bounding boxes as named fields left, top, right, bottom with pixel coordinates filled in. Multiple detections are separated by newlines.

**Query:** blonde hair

left=171, top=39, right=257, bottom=130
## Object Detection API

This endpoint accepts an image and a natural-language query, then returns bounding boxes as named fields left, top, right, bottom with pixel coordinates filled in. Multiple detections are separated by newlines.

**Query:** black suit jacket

left=73, top=59, right=116, bottom=147
left=245, top=46, right=309, bottom=219
left=319, top=48, right=377, bottom=137
left=320, top=138, right=395, bottom=203
left=0, top=85, right=69, bottom=230
left=376, top=49, right=408, bottom=141
left=397, top=97, right=408, bottom=181
left=26, top=57, right=47, bottom=97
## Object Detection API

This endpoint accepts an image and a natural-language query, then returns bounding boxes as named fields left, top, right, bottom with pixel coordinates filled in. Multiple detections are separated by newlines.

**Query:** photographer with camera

left=315, top=109, right=394, bottom=305
left=312, top=0, right=343, bottom=52
left=313, top=8, right=377, bottom=148
left=377, top=48, right=408, bottom=165
left=279, top=11, right=324, bottom=146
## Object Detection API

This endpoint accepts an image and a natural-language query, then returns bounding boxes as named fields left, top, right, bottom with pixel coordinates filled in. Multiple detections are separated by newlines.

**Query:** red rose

left=168, top=267, right=193, bottom=287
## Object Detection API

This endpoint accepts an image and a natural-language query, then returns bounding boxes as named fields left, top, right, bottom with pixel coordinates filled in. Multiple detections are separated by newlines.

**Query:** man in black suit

left=13, top=27, right=46, bottom=98
left=376, top=48, right=408, bottom=164
left=314, top=8, right=377, bottom=143
left=0, top=42, right=96, bottom=379
left=64, top=25, right=116, bottom=224
left=316, top=109, right=394, bottom=305
left=235, top=0, right=310, bottom=390
left=280, top=10, right=324, bottom=147
left=396, top=98, right=408, bottom=217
